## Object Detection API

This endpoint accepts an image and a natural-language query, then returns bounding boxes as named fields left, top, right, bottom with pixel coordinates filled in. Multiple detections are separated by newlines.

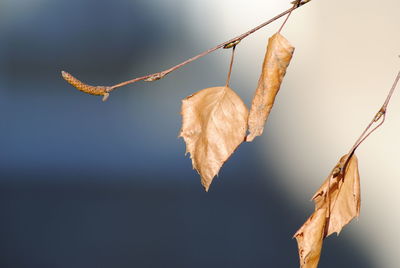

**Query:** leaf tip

left=201, top=176, right=212, bottom=192
left=245, top=134, right=255, bottom=142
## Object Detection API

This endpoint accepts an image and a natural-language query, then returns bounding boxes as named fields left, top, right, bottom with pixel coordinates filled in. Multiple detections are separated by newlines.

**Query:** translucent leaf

left=312, top=154, right=361, bottom=236
left=179, top=86, right=248, bottom=191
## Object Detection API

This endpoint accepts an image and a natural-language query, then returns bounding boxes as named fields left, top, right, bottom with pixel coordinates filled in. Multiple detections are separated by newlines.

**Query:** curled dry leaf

left=294, top=207, right=327, bottom=268
left=247, top=32, right=294, bottom=142
left=179, top=86, right=248, bottom=191
left=312, top=154, right=361, bottom=236
left=294, top=154, right=361, bottom=268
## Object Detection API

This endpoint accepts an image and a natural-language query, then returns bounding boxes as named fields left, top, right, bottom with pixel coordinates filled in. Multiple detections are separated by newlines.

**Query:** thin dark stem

left=62, top=2, right=312, bottom=96
left=356, top=114, right=386, bottom=148
left=278, top=8, right=293, bottom=33
left=382, top=70, right=400, bottom=109
left=342, top=70, right=400, bottom=171
left=225, top=46, right=236, bottom=87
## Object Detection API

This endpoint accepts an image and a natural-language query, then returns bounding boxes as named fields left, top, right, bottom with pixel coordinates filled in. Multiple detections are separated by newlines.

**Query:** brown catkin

left=61, top=71, right=109, bottom=96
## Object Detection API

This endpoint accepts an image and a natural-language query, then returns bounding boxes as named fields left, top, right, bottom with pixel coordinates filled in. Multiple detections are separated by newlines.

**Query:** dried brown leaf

left=312, top=154, right=361, bottom=236
left=247, top=32, right=294, bottom=142
left=294, top=207, right=327, bottom=268
left=294, top=154, right=361, bottom=268
left=179, top=86, right=248, bottom=191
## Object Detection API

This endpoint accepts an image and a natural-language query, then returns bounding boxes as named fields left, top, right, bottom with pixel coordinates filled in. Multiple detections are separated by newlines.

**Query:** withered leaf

left=294, top=154, right=361, bottom=268
left=312, top=154, right=361, bottom=236
left=294, top=207, right=327, bottom=268
left=179, top=86, right=248, bottom=191
left=247, top=32, right=294, bottom=142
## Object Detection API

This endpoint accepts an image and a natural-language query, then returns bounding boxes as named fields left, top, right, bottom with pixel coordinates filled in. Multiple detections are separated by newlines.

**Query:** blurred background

left=1, top=0, right=399, bottom=267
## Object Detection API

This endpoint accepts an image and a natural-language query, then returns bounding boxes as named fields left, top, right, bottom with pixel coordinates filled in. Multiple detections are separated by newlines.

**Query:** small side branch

left=61, top=1, right=312, bottom=101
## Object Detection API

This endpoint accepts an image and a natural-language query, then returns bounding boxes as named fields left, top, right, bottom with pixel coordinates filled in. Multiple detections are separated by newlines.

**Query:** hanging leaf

left=294, top=207, right=327, bottom=268
left=179, top=86, right=248, bottom=191
left=294, top=154, right=361, bottom=268
left=312, top=154, right=361, bottom=236
left=247, top=32, right=294, bottom=142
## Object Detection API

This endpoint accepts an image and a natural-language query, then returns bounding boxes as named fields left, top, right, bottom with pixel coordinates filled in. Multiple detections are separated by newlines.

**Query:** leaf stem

left=278, top=5, right=294, bottom=33
left=62, top=1, right=312, bottom=98
left=225, top=46, right=236, bottom=87
left=342, top=70, right=400, bottom=171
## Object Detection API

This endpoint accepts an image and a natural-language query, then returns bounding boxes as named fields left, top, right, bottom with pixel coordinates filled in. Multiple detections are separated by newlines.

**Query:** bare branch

left=61, top=1, right=312, bottom=101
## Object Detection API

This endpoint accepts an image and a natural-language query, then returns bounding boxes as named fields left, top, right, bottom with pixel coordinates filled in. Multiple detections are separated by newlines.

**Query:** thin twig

left=321, top=71, right=400, bottom=224
left=108, top=4, right=301, bottom=91
left=278, top=6, right=294, bottom=33
left=356, top=114, right=386, bottom=148
left=341, top=70, right=400, bottom=172
left=62, top=1, right=312, bottom=99
left=225, top=46, right=236, bottom=87
left=382, top=70, right=400, bottom=109
left=328, top=71, right=399, bottom=224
